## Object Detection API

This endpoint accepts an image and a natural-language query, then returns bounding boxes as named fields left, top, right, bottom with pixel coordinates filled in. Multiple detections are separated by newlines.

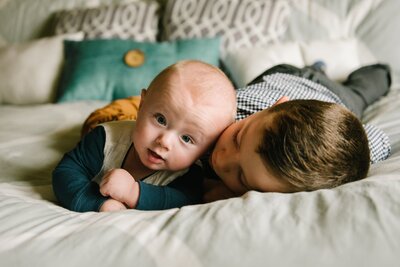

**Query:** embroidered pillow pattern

left=162, top=0, right=291, bottom=57
left=54, top=1, right=160, bottom=41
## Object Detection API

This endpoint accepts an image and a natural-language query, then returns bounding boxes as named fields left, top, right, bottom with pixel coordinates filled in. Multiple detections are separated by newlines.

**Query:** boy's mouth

left=209, top=151, right=215, bottom=169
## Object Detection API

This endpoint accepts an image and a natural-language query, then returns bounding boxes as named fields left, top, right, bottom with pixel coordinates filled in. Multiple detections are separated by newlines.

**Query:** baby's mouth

left=148, top=149, right=164, bottom=163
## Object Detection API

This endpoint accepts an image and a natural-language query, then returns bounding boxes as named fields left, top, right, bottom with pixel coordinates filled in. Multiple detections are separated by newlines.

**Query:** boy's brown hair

left=258, top=99, right=370, bottom=191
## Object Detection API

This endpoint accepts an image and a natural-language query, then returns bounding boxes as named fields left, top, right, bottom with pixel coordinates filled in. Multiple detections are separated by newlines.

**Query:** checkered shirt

left=235, top=73, right=391, bottom=164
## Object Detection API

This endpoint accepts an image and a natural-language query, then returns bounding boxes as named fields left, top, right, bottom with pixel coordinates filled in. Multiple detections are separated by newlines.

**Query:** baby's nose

left=156, top=133, right=173, bottom=150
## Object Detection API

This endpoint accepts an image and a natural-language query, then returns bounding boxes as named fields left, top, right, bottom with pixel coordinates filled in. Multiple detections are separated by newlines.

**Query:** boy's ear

left=272, top=96, right=289, bottom=107
left=139, top=89, right=147, bottom=110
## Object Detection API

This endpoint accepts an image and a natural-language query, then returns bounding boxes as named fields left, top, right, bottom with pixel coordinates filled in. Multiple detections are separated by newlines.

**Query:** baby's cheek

left=133, top=120, right=153, bottom=143
left=170, top=149, right=199, bottom=170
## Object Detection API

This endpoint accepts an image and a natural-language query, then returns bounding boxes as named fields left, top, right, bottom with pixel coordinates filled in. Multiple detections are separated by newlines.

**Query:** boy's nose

left=215, top=149, right=239, bottom=173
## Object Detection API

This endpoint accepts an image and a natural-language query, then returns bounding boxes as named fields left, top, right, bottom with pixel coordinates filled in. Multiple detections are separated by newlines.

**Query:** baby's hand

left=203, top=179, right=236, bottom=203
left=99, top=168, right=140, bottom=208
left=99, top=199, right=127, bottom=212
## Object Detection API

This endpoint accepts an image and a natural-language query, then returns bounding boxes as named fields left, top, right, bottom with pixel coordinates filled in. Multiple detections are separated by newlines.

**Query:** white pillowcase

left=0, top=33, right=84, bottom=105
left=224, top=42, right=304, bottom=88
left=224, top=38, right=376, bottom=88
left=300, top=39, right=361, bottom=82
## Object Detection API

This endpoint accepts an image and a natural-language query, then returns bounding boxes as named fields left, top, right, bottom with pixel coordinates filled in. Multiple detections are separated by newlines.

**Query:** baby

left=52, top=60, right=236, bottom=212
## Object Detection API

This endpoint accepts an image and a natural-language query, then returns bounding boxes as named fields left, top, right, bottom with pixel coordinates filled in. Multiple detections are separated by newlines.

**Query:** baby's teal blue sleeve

left=52, top=127, right=108, bottom=212
left=136, top=165, right=204, bottom=210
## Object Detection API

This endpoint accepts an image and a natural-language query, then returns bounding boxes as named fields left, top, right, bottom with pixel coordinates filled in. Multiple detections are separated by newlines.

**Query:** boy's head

left=210, top=99, right=370, bottom=195
left=133, top=60, right=236, bottom=171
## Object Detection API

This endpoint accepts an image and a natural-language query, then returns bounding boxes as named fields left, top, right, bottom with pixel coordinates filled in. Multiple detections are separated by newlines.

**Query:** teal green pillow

left=57, top=37, right=221, bottom=102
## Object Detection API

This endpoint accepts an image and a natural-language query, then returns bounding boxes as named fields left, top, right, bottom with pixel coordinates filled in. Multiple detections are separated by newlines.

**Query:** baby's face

left=133, top=86, right=234, bottom=172
left=210, top=109, right=292, bottom=195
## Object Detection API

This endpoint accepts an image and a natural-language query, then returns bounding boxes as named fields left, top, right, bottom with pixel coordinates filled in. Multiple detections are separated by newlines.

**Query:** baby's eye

left=155, top=113, right=166, bottom=126
left=181, top=135, right=194, bottom=144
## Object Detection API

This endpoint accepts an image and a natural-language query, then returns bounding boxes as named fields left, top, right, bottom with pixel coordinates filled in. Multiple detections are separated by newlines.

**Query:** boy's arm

left=52, top=126, right=108, bottom=212
left=363, top=123, right=391, bottom=163
left=203, top=179, right=236, bottom=203
left=134, top=165, right=204, bottom=210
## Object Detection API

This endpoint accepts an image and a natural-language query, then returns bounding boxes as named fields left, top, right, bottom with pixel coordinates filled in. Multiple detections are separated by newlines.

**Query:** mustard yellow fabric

left=81, top=96, right=141, bottom=136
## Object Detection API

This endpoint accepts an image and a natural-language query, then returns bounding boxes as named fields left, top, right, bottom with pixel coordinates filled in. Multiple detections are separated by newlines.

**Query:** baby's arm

left=99, top=168, right=140, bottom=210
left=102, top=165, right=203, bottom=210
left=99, top=199, right=127, bottom=212
left=52, top=126, right=108, bottom=212
left=99, top=164, right=204, bottom=211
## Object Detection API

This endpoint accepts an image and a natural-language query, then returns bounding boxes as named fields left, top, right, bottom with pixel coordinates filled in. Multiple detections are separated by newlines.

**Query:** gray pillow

left=53, top=1, right=160, bottom=41
left=161, top=0, right=291, bottom=58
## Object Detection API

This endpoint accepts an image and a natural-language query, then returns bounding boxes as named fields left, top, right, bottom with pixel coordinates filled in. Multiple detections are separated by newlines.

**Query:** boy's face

left=210, top=109, right=292, bottom=196
left=133, top=85, right=234, bottom=172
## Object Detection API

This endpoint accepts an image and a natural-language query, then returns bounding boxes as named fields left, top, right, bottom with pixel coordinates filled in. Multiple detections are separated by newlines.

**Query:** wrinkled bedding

left=0, top=88, right=399, bottom=266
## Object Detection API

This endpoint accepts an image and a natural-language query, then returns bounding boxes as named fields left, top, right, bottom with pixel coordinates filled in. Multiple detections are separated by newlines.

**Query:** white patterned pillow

left=162, top=0, right=291, bottom=58
left=54, top=1, right=160, bottom=41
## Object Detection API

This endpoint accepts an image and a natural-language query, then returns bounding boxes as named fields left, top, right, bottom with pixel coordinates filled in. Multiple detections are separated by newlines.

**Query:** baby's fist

left=99, top=199, right=127, bottom=212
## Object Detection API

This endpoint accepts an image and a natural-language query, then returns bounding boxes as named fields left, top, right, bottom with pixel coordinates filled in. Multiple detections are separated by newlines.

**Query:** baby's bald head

left=141, top=60, right=237, bottom=154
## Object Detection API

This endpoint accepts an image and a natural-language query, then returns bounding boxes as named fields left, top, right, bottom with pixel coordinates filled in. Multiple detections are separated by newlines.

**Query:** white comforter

left=0, top=90, right=399, bottom=267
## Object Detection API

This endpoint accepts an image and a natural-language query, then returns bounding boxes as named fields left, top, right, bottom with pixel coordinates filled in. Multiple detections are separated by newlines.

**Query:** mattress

left=0, top=88, right=399, bottom=266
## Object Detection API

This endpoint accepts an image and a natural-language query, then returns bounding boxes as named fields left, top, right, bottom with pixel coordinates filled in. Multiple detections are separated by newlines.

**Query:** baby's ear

left=139, top=89, right=147, bottom=110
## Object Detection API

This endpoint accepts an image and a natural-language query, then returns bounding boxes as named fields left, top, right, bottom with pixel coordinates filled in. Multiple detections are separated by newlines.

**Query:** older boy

left=52, top=60, right=237, bottom=212
left=206, top=63, right=391, bottom=201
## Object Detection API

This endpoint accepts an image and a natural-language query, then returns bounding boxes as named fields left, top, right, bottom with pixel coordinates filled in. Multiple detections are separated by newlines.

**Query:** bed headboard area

left=1, top=0, right=400, bottom=104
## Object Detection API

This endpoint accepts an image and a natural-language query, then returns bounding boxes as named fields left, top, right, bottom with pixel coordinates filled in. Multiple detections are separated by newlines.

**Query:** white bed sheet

left=0, top=90, right=399, bottom=266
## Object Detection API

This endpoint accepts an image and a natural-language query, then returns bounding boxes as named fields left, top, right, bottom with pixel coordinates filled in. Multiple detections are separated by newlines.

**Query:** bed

left=1, top=0, right=399, bottom=266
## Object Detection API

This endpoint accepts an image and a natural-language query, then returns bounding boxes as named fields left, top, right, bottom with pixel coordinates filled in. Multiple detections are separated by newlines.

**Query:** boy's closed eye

left=239, top=173, right=250, bottom=190
left=232, top=129, right=240, bottom=148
